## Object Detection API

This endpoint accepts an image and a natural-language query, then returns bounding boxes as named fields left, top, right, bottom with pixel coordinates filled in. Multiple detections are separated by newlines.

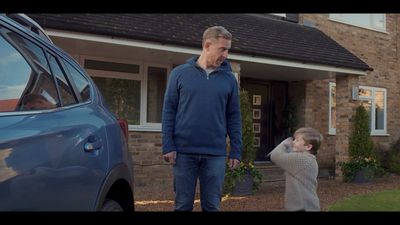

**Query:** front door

left=241, top=79, right=288, bottom=162
left=241, top=80, right=272, bottom=161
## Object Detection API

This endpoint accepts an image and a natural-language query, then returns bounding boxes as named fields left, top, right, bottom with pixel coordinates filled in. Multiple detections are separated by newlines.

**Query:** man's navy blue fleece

left=162, top=56, right=242, bottom=160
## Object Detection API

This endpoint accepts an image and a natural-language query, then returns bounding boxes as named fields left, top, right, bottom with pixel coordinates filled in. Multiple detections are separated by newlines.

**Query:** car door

left=0, top=21, right=110, bottom=211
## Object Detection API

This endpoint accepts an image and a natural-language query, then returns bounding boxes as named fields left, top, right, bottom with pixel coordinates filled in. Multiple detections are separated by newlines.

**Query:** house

left=28, top=13, right=397, bottom=188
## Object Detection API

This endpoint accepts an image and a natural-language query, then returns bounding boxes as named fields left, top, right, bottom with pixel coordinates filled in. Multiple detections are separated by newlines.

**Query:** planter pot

left=231, top=171, right=254, bottom=196
left=354, top=168, right=373, bottom=184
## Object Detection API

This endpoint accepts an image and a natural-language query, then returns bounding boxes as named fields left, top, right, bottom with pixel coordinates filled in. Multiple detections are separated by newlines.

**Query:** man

left=162, top=26, right=242, bottom=211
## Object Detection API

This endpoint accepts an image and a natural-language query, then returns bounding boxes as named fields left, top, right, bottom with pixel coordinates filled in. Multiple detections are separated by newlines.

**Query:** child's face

left=292, top=134, right=312, bottom=152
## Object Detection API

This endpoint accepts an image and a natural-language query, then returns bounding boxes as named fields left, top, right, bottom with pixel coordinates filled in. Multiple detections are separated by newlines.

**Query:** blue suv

left=0, top=14, right=134, bottom=211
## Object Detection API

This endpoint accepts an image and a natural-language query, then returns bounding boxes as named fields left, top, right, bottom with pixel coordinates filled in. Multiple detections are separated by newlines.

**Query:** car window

left=5, top=28, right=50, bottom=72
left=47, top=53, right=77, bottom=106
left=0, top=26, right=59, bottom=112
left=62, top=59, right=91, bottom=102
left=0, top=34, right=32, bottom=112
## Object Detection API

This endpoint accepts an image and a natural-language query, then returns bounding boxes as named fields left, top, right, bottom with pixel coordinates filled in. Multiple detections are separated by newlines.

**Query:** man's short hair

left=294, top=127, right=323, bottom=155
left=202, top=26, right=232, bottom=44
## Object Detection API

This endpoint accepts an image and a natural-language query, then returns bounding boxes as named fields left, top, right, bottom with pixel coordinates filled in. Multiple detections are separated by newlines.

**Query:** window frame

left=45, top=51, right=79, bottom=107
left=357, top=85, right=387, bottom=136
left=141, top=62, right=171, bottom=130
left=329, top=14, right=387, bottom=33
left=81, top=56, right=170, bottom=132
left=328, top=82, right=336, bottom=135
left=270, top=13, right=286, bottom=18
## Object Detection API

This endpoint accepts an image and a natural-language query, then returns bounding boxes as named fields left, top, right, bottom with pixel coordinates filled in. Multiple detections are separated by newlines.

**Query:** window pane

left=1, top=27, right=59, bottom=111
left=84, top=59, right=139, bottom=74
left=147, top=67, right=167, bottom=123
left=330, top=84, right=336, bottom=130
left=372, top=14, right=385, bottom=29
left=361, top=100, right=372, bottom=131
left=48, top=54, right=77, bottom=106
left=330, top=14, right=385, bottom=30
left=359, top=87, right=372, bottom=98
left=6, top=29, right=50, bottom=71
left=375, top=91, right=385, bottom=130
left=92, top=76, right=140, bottom=125
left=63, top=60, right=90, bottom=102
left=341, top=14, right=370, bottom=27
left=0, top=34, right=32, bottom=112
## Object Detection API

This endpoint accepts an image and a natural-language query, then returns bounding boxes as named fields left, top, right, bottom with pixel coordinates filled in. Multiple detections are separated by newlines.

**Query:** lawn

left=328, top=188, right=400, bottom=211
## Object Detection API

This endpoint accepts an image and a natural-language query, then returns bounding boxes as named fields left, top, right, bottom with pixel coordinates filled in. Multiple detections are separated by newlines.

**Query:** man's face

left=205, top=37, right=231, bottom=68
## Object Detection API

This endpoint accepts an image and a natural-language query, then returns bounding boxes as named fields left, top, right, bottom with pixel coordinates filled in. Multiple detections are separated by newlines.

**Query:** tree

left=223, top=89, right=262, bottom=195
left=340, top=105, right=381, bottom=182
left=349, top=105, right=375, bottom=159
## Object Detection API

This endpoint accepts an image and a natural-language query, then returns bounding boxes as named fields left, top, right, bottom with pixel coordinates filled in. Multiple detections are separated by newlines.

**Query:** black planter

left=231, top=171, right=254, bottom=196
left=354, top=168, right=373, bottom=184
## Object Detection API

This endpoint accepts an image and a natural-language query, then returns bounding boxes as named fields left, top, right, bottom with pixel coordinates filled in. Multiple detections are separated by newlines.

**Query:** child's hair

left=294, top=127, right=323, bottom=155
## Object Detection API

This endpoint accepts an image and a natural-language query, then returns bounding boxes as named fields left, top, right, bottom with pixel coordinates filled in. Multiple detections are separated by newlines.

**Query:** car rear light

left=117, top=118, right=129, bottom=141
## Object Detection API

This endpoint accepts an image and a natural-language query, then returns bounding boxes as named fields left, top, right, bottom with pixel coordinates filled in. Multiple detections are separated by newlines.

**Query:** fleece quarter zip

left=162, top=56, right=242, bottom=160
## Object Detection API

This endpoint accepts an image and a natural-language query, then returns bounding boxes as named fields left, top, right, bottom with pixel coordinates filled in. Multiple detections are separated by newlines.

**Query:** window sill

left=129, top=125, right=161, bottom=132
left=370, top=133, right=390, bottom=137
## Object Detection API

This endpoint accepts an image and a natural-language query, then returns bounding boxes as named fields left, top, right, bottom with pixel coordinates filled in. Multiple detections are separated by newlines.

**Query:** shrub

left=223, top=89, right=262, bottom=195
left=387, top=138, right=400, bottom=174
left=340, top=105, right=383, bottom=182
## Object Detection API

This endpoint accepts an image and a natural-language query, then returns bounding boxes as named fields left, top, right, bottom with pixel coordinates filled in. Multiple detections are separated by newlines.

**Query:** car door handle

left=84, top=138, right=102, bottom=152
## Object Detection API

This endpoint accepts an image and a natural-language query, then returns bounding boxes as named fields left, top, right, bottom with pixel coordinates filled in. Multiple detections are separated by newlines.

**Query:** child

left=269, top=127, right=323, bottom=211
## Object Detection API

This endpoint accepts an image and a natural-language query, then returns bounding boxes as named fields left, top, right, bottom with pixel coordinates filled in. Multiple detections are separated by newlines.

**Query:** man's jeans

left=173, top=152, right=226, bottom=211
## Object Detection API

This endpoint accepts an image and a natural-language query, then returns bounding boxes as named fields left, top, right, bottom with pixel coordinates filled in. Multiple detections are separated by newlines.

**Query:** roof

left=27, top=14, right=372, bottom=71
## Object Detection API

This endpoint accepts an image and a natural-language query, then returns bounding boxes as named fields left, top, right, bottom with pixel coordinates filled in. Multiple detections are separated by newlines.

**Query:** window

left=146, top=66, right=167, bottom=123
left=329, top=82, right=336, bottom=135
left=0, top=33, right=32, bottom=112
left=270, top=13, right=286, bottom=17
left=0, top=26, right=59, bottom=112
left=329, top=14, right=386, bottom=32
left=84, top=57, right=170, bottom=131
left=92, top=76, right=141, bottom=125
left=63, top=59, right=91, bottom=102
left=357, top=86, right=387, bottom=135
left=48, top=53, right=77, bottom=106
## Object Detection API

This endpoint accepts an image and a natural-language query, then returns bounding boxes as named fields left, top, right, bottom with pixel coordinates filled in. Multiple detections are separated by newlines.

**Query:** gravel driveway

left=134, top=173, right=400, bottom=211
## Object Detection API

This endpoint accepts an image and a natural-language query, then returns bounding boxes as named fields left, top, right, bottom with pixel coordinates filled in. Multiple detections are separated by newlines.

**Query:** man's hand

left=163, top=151, right=177, bottom=165
left=228, top=158, right=240, bottom=169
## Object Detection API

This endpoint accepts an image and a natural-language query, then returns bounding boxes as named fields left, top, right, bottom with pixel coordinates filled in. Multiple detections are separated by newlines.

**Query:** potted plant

left=223, top=89, right=262, bottom=196
left=339, top=105, right=382, bottom=183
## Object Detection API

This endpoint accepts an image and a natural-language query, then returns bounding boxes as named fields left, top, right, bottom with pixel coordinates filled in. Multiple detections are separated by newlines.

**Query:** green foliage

left=387, top=138, right=400, bottom=174
left=340, top=105, right=383, bottom=182
left=223, top=162, right=262, bottom=195
left=240, top=89, right=256, bottom=165
left=224, top=89, right=262, bottom=195
left=348, top=105, right=375, bottom=159
left=339, top=156, right=380, bottom=182
left=282, top=100, right=298, bottom=137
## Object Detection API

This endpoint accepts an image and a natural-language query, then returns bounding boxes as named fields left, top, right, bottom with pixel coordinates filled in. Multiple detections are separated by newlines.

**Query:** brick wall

left=128, top=131, right=173, bottom=188
left=288, top=79, right=336, bottom=170
left=305, top=79, right=336, bottom=170
left=301, top=14, right=400, bottom=177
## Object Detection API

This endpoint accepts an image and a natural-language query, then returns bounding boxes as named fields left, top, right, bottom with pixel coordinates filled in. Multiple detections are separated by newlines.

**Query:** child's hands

left=283, top=137, right=293, bottom=148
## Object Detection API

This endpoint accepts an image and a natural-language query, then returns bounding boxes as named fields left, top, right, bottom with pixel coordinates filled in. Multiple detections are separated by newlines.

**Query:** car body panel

left=0, top=14, right=134, bottom=211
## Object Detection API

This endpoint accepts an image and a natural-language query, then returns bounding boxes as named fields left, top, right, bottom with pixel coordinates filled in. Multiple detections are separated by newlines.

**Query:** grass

left=328, top=188, right=400, bottom=211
